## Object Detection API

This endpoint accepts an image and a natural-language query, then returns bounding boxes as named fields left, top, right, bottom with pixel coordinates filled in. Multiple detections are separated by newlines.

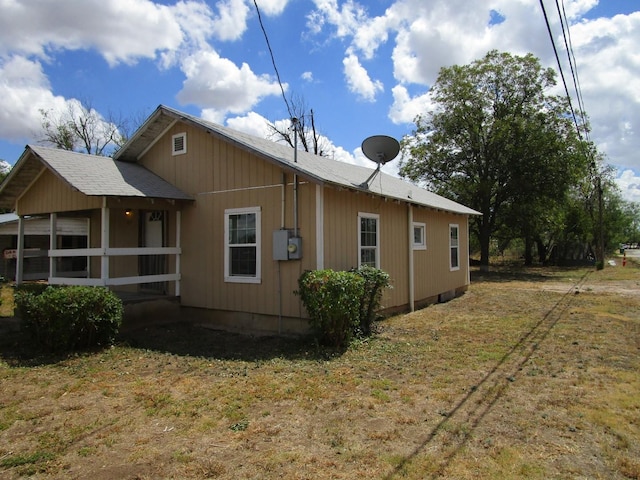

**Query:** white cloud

left=176, top=50, right=285, bottom=116
left=615, top=169, right=640, bottom=203
left=210, top=0, right=250, bottom=41
left=226, top=111, right=274, bottom=138
left=308, top=0, right=368, bottom=38
left=568, top=12, right=640, bottom=172
left=0, top=57, right=70, bottom=141
left=343, top=53, right=383, bottom=101
left=301, top=71, right=314, bottom=82
left=388, top=85, right=432, bottom=124
left=0, top=0, right=215, bottom=67
left=255, top=0, right=291, bottom=16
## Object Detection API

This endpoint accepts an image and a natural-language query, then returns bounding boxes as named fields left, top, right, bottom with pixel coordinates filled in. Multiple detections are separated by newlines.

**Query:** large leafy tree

left=400, top=50, right=589, bottom=267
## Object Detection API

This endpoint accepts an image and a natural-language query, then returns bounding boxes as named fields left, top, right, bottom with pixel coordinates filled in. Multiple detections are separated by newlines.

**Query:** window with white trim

left=449, top=224, right=460, bottom=271
left=358, top=212, right=380, bottom=268
left=413, top=222, right=426, bottom=250
left=172, top=132, right=187, bottom=156
left=224, top=207, right=261, bottom=283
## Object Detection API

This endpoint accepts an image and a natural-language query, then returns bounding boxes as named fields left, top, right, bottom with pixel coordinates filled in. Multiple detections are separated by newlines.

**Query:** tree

left=399, top=50, right=588, bottom=268
left=40, top=100, right=130, bottom=156
left=266, top=93, right=331, bottom=156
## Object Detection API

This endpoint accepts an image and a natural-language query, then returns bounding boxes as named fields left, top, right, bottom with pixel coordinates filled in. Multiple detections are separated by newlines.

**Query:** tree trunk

left=535, top=237, right=548, bottom=264
left=479, top=222, right=491, bottom=272
left=524, top=236, right=534, bottom=266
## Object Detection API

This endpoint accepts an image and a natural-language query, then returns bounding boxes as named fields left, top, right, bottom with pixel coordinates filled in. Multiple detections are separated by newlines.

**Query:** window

left=225, top=207, right=261, bottom=283
left=358, top=212, right=379, bottom=268
left=413, top=222, right=426, bottom=250
left=449, top=224, right=460, bottom=271
left=172, top=132, right=187, bottom=155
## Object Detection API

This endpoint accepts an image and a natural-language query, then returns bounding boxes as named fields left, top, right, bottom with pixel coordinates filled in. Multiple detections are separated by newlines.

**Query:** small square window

left=172, top=132, right=187, bottom=156
left=413, top=222, right=426, bottom=250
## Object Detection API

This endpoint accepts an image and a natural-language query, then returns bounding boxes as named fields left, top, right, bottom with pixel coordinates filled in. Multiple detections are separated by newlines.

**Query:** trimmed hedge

left=297, top=267, right=390, bottom=347
left=15, top=286, right=123, bottom=353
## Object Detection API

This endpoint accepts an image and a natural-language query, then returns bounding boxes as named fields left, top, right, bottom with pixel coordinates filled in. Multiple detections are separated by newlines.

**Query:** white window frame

left=413, top=222, right=426, bottom=250
left=449, top=223, right=460, bottom=271
left=172, top=132, right=187, bottom=156
left=358, top=212, right=380, bottom=268
left=224, top=207, right=261, bottom=284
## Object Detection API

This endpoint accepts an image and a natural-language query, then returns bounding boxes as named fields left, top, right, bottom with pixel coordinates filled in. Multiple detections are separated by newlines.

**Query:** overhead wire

left=252, top=0, right=293, bottom=119
left=538, top=0, right=582, bottom=140
left=556, top=0, right=590, bottom=142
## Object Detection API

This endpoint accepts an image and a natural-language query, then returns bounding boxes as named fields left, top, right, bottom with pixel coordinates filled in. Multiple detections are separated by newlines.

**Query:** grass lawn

left=0, top=259, right=639, bottom=479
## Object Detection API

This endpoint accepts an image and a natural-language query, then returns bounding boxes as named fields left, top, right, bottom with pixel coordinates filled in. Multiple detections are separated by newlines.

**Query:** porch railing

left=47, top=246, right=181, bottom=289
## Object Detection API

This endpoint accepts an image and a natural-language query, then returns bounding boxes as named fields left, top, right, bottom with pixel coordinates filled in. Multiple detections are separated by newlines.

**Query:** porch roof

left=0, top=145, right=193, bottom=210
left=116, top=105, right=480, bottom=216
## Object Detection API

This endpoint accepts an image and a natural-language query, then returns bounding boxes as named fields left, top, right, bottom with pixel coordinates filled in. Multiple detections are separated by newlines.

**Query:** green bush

left=297, top=269, right=364, bottom=348
left=351, top=265, right=391, bottom=336
left=297, top=267, right=391, bottom=347
left=15, top=286, right=123, bottom=353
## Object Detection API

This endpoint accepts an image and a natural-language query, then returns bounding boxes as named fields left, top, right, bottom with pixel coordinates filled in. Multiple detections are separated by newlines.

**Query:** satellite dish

left=362, top=135, right=400, bottom=166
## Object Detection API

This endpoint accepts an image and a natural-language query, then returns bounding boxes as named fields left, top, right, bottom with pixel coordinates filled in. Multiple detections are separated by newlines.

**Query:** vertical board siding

left=321, top=187, right=409, bottom=310
left=142, top=124, right=316, bottom=318
left=412, top=209, right=470, bottom=301
left=16, top=169, right=101, bottom=215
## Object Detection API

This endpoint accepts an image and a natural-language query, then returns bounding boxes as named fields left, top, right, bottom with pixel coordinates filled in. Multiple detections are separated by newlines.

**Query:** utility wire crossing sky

left=0, top=0, right=638, bottom=201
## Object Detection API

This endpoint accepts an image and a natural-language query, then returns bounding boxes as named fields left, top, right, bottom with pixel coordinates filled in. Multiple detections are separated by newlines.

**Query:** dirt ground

left=0, top=260, right=638, bottom=479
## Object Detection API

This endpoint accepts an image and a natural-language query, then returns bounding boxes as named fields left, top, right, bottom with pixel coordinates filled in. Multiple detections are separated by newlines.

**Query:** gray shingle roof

left=27, top=145, right=193, bottom=200
left=116, top=105, right=479, bottom=216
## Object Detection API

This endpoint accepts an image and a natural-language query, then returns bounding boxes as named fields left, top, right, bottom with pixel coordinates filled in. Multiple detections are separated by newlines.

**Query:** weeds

left=0, top=262, right=638, bottom=479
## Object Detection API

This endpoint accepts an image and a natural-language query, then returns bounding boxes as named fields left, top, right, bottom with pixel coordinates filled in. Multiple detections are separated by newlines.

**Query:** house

left=0, top=213, right=88, bottom=281
left=0, top=105, right=479, bottom=334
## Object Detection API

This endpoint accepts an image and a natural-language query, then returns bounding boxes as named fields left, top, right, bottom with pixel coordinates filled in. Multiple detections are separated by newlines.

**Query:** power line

left=558, top=0, right=590, bottom=142
left=538, top=0, right=582, bottom=140
left=252, top=0, right=293, bottom=119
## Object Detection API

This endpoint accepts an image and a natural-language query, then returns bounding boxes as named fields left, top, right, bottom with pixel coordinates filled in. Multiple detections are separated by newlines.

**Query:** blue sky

left=1, top=0, right=639, bottom=201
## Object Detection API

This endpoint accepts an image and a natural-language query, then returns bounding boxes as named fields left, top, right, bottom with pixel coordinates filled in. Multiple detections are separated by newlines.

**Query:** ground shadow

left=383, top=268, right=593, bottom=479
left=118, top=322, right=339, bottom=362
left=470, top=263, right=592, bottom=284
left=0, top=318, right=343, bottom=367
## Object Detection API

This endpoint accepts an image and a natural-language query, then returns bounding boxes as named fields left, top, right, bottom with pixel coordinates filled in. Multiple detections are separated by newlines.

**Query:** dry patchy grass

left=0, top=259, right=639, bottom=479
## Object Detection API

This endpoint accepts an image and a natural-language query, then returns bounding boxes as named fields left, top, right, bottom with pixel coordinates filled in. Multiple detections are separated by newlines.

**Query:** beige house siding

left=412, top=209, right=470, bottom=303
left=16, top=168, right=102, bottom=215
left=141, top=124, right=317, bottom=319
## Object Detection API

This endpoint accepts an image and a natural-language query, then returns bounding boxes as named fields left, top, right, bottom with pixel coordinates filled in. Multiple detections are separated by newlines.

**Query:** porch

left=13, top=207, right=184, bottom=298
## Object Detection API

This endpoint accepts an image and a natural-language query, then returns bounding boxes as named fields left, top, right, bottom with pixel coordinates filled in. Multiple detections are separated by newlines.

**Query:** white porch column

left=175, top=210, right=181, bottom=297
left=49, top=213, right=57, bottom=279
left=16, top=216, right=25, bottom=285
left=101, top=201, right=109, bottom=286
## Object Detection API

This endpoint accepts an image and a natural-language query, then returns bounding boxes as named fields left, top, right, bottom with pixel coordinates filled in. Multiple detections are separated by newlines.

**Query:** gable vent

left=172, top=132, right=187, bottom=156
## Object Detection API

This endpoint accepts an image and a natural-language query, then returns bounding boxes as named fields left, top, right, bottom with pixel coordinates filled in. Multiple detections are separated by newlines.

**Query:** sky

left=0, top=0, right=639, bottom=202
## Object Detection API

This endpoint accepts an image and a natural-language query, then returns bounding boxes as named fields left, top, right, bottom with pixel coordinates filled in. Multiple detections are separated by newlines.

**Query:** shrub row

left=14, top=285, right=123, bottom=353
left=296, top=266, right=390, bottom=347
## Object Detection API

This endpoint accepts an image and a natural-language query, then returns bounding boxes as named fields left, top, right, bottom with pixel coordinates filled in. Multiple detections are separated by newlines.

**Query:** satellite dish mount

left=360, top=135, right=400, bottom=188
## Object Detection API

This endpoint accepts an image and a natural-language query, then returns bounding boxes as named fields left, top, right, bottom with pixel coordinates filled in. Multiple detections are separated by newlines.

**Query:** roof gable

left=115, top=105, right=480, bottom=216
left=0, top=145, right=193, bottom=210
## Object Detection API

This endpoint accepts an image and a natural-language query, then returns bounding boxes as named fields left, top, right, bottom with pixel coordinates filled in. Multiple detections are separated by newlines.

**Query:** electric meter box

left=288, top=236, right=302, bottom=260
left=273, top=230, right=302, bottom=260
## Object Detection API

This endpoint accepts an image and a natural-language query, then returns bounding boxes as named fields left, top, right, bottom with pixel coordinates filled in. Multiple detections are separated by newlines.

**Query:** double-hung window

left=358, top=212, right=380, bottom=268
left=449, top=224, right=460, bottom=271
left=225, top=207, right=261, bottom=283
